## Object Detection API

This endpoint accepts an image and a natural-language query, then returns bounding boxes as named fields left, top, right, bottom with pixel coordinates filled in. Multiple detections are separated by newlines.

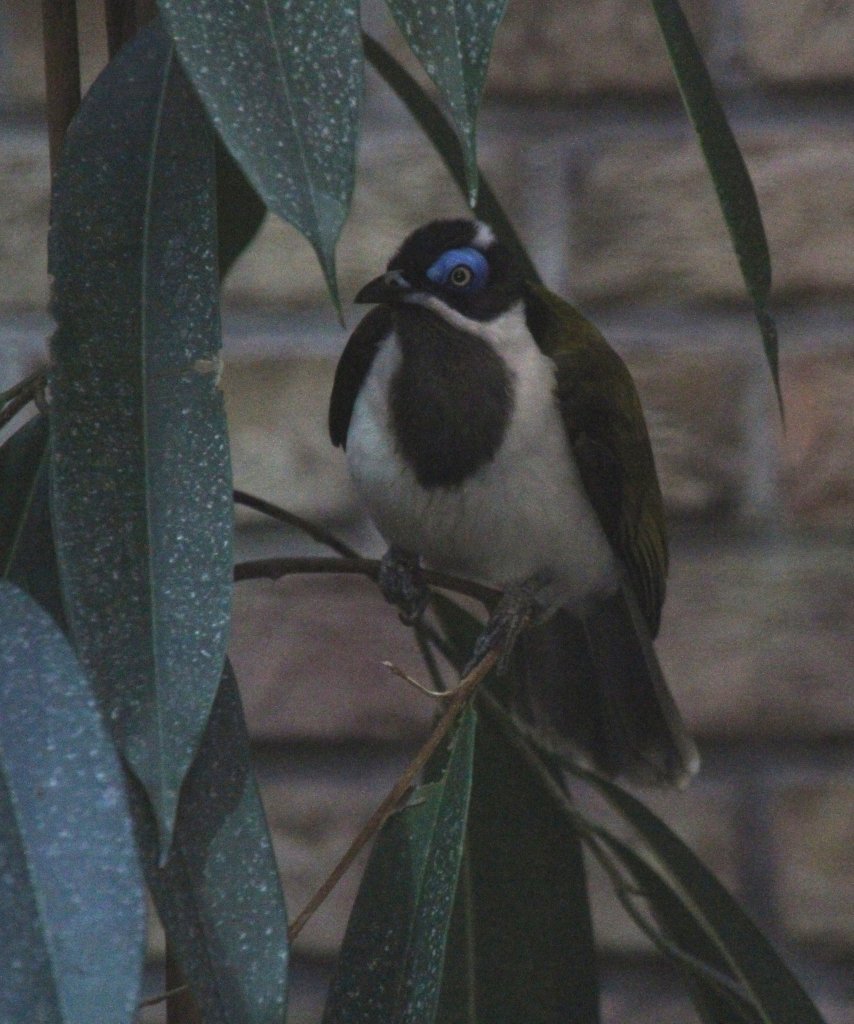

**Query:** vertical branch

left=165, top=943, right=204, bottom=1024
left=41, top=0, right=81, bottom=176
left=103, top=0, right=136, bottom=57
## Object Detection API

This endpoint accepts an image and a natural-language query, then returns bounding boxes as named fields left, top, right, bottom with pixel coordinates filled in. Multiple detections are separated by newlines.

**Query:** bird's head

left=354, top=219, right=523, bottom=323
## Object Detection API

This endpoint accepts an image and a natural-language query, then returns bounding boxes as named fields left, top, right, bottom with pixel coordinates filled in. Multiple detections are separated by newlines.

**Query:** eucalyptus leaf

left=0, top=582, right=146, bottom=1024
left=650, top=0, right=781, bottom=413
left=160, top=0, right=363, bottom=308
left=0, top=415, right=65, bottom=626
left=48, top=21, right=232, bottom=853
left=324, top=707, right=477, bottom=1024
left=577, top=771, right=828, bottom=1024
left=384, top=0, right=508, bottom=205
left=437, top=710, right=600, bottom=1024
left=134, top=661, right=289, bottom=1024
left=362, top=33, right=539, bottom=285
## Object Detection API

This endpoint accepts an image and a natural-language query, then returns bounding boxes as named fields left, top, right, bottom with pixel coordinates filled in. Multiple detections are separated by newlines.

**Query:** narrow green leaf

left=160, top=0, right=363, bottom=308
left=0, top=582, right=146, bottom=1024
left=577, top=771, right=828, bottom=1024
left=132, top=661, right=289, bottom=1024
left=0, top=415, right=65, bottom=626
left=437, top=711, right=600, bottom=1024
left=593, top=829, right=761, bottom=1023
left=384, top=0, right=508, bottom=205
left=48, top=21, right=232, bottom=853
left=363, top=33, right=540, bottom=285
left=651, top=0, right=781, bottom=413
left=324, top=707, right=477, bottom=1024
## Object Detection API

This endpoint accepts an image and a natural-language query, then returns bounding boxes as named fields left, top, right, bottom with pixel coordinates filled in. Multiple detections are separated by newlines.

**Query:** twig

left=287, top=646, right=498, bottom=942
left=382, top=660, right=453, bottom=700
left=233, top=489, right=360, bottom=558
left=137, top=984, right=188, bottom=1010
left=234, top=554, right=498, bottom=607
left=41, top=0, right=81, bottom=177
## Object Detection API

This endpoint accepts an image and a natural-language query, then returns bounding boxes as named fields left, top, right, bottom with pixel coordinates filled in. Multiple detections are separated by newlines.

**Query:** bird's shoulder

left=522, top=280, right=669, bottom=635
left=329, top=304, right=394, bottom=449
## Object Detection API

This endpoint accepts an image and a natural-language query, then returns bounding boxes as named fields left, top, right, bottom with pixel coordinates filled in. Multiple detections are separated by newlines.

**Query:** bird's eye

left=449, top=264, right=473, bottom=288
left=425, top=246, right=488, bottom=292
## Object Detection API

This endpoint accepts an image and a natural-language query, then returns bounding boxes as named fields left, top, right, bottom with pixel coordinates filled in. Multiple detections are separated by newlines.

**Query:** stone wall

left=1, top=1, right=852, bottom=1021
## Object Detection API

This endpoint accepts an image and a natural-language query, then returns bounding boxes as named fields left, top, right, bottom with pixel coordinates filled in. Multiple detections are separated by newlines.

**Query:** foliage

left=0, top=2, right=816, bottom=1024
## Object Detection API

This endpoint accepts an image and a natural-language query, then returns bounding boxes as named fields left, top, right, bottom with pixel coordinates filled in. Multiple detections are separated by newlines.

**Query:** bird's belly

left=345, top=333, right=619, bottom=612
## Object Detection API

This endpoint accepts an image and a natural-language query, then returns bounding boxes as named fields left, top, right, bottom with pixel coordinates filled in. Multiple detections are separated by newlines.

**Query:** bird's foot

left=463, top=584, right=541, bottom=678
left=378, top=546, right=430, bottom=625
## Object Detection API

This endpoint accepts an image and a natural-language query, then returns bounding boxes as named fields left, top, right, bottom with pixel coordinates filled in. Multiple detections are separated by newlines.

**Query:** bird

left=329, top=218, right=699, bottom=786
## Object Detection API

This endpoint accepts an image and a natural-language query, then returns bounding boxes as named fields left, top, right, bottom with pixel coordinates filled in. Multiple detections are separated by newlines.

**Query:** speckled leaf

left=362, top=33, right=539, bottom=283
left=132, top=661, right=288, bottom=1024
left=385, top=0, right=508, bottom=204
left=651, top=0, right=781, bottom=415
left=324, top=707, right=476, bottom=1024
left=0, top=582, right=146, bottom=1024
left=577, top=771, right=827, bottom=1024
left=0, top=415, right=65, bottom=626
left=48, top=21, right=232, bottom=854
left=436, top=711, right=600, bottom=1024
left=159, top=0, right=363, bottom=307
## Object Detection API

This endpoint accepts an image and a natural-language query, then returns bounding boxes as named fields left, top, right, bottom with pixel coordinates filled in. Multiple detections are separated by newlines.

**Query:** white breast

left=345, top=304, right=619, bottom=613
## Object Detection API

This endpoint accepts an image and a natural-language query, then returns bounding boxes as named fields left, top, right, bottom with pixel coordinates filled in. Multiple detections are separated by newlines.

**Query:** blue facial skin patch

left=426, top=247, right=489, bottom=292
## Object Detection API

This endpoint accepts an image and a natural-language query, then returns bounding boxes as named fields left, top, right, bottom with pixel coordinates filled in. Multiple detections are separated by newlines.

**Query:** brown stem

left=41, top=0, right=81, bottom=177
left=233, top=489, right=360, bottom=559
left=165, top=944, right=203, bottom=1024
left=103, top=0, right=136, bottom=57
left=287, top=647, right=498, bottom=942
left=234, top=555, right=498, bottom=607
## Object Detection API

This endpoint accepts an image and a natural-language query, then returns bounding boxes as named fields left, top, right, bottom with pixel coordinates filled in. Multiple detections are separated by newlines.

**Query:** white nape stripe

left=473, top=221, right=496, bottom=248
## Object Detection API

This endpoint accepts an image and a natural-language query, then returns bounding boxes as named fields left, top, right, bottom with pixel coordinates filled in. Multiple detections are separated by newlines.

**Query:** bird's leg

left=463, top=582, right=542, bottom=677
left=378, top=545, right=430, bottom=625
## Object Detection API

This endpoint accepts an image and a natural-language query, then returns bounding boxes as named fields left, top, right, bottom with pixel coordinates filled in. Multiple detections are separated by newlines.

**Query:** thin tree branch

left=287, top=646, right=499, bottom=942
left=41, top=0, right=81, bottom=177
left=234, top=554, right=498, bottom=607
left=233, top=489, right=360, bottom=558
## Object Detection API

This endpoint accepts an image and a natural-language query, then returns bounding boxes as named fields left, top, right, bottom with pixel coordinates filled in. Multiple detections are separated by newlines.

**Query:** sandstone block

left=488, top=0, right=712, bottom=98
left=660, top=541, right=854, bottom=737
left=0, top=129, right=50, bottom=311
left=771, top=775, right=854, bottom=950
left=568, top=127, right=854, bottom=304
left=230, top=576, right=438, bottom=744
left=743, top=0, right=854, bottom=85
left=780, top=350, right=854, bottom=533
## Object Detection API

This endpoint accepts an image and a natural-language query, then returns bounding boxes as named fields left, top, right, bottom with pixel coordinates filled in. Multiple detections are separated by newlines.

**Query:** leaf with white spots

left=324, top=707, right=476, bottom=1024
left=48, top=21, right=232, bottom=855
left=160, top=0, right=363, bottom=308
left=0, top=582, right=146, bottom=1024
left=385, top=0, right=509, bottom=205
left=133, top=662, right=289, bottom=1024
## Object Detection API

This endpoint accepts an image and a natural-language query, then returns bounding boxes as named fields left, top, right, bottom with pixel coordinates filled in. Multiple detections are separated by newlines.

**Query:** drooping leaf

left=159, top=0, right=363, bottom=308
left=362, top=33, right=539, bottom=285
left=577, top=770, right=828, bottom=1024
left=215, top=136, right=267, bottom=280
left=437, top=710, right=600, bottom=1024
left=48, top=21, right=232, bottom=853
left=384, top=0, right=508, bottom=205
left=324, top=706, right=477, bottom=1024
left=0, top=581, right=146, bottom=1024
left=592, top=828, right=761, bottom=1024
left=650, top=0, right=781, bottom=414
left=0, top=415, right=65, bottom=626
left=133, top=661, right=289, bottom=1024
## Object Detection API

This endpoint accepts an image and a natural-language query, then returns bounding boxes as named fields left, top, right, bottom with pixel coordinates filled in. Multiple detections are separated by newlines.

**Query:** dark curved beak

left=354, top=270, right=411, bottom=305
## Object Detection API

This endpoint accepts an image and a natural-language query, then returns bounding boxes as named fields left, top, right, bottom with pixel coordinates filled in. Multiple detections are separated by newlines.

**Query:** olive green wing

left=522, top=281, right=668, bottom=636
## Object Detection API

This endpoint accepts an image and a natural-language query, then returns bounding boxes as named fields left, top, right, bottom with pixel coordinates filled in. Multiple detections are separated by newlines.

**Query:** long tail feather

left=514, top=585, right=699, bottom=787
